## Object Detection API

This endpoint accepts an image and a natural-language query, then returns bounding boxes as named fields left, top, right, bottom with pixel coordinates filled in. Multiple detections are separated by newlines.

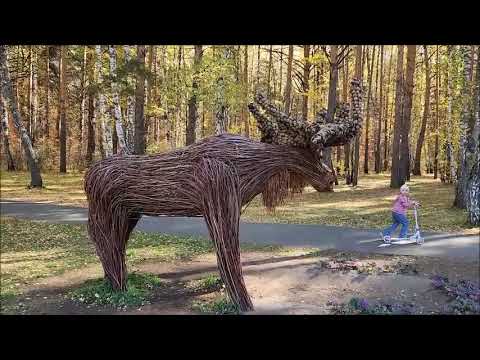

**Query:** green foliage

left=68, top=273, right=162, bottom=309
left=192, top=295, right=240, bottom=315
left=187, top=275, right=223, bottom=292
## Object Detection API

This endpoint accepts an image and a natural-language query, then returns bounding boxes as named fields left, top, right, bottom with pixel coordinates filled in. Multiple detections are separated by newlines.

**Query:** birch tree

left=0, top=45, right=42, bottom=187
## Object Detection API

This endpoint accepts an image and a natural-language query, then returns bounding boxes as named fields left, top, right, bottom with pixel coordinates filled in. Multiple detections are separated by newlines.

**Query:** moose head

left=248, top=78, right=363, bottom=193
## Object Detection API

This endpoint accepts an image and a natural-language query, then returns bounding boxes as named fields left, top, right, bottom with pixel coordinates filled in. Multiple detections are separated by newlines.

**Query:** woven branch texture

left=84, top=78, right=363, bottom=312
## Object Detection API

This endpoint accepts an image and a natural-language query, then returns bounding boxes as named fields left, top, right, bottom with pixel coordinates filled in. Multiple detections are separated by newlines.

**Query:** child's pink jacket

left=392, top=194, right=413, bottom=215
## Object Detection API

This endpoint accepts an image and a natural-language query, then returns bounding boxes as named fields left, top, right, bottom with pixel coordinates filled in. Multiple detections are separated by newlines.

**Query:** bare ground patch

left=3, top=249, right=478, bottom=315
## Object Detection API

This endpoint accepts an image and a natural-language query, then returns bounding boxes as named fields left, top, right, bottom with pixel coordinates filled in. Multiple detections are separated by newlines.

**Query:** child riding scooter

left=381, top=184, right=421, bottom=244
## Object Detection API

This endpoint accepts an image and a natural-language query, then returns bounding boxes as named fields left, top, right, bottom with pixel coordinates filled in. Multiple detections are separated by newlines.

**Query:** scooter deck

left=378, top=239, right=419, bottom=248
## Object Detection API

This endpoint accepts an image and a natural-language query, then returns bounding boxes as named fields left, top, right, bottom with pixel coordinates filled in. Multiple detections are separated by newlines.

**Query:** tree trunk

left=284, top=45, right=293, bottom=114
left=323, top=45, right=339, bottom=166
left=279, top=46, right=283, bottom=99
left=215, top=47, right=229, bottom=135
left=86, top=46, right=95, bottom=165
left=390, top=45, right=405, bottom=188
left=413, top=46, right=431, bottom=176
left=302, top=45, right=311, bottom=119
left=186, top=45, right=202, bottom=146
left=351, top=45, right=363, bottom=187
left=124, top=46, right=135, bottom=148
left=375, top=45, right=384, bottom=173
left=95, top=45, right=112, bottom=158
left=0, top=45, right=42, bottom=187
left=399, top=45, right=416, bottom=183
left=256, top=45, right=261, bottom=91
left=267, top=45, right=273, bottom=97
left=445, top=46, right=456, bottom=183
left=242, top=45, right=249, bottom=137
left=108, top=45, right=128, bottom=154
left=434, top=45, right=440, bottom=179
left=465, top=46, right=480, bottom=225
left=364, top=46, right=376, bottom=174
left=134, top=45, right=146, bottom=155
left=383, top=46, right=394, bottom=171
left=44, top=46, right=50, bottom=138
left=80, top=46, right=87, bottom=155
left=454, top=45, right=474, bottom=208
left=28, top=46, right=33, bottom=142
left=30, top=46, right=38, bottom=144
left=343, top=56, right=351, bottom=183
left=0, top=97, right=16, bottom=170
left=145, top=45, right=154, bottom=144
left=59, top=46, right=67, bottom=173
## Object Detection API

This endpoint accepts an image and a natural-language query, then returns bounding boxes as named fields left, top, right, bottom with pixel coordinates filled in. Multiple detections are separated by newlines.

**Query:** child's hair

left=400, top=184, right=409, bottom=194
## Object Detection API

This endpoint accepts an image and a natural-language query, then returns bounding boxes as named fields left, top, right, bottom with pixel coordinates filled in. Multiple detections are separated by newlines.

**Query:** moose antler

left=248, top=78, right=363, bottom=153
left=310, top=78, right=363, bottom=151
left=249, top=93, right=311, bottom=147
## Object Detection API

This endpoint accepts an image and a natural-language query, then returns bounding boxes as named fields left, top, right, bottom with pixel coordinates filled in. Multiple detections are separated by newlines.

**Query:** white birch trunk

left=123, top=45, right=135, bottom=147
left=95, top=45, right=113, bottom=157
left=0, top=45, right=42, bottom=186
left=108, top=45, right=128, bottom=153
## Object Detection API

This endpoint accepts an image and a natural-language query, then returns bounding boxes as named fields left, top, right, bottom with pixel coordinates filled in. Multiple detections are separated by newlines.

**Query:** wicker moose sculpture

left=84, top=78, right=363, bottom=312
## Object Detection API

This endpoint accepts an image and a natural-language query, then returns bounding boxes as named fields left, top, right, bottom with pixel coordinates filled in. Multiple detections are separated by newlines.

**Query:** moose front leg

left=196, top=158, right=254, bottom=312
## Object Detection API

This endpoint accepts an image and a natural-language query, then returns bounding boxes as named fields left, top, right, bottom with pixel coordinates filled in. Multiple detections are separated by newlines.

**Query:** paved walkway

left=1, top=200, right=479, bottom=262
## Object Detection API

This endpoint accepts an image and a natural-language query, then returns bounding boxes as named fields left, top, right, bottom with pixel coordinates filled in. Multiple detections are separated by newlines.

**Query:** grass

left=186, top=275, right=223, bottom=292
left=1, top=171, right=478, bottom=233
left=192, top=294, right=240, bottom=315
left=67, top=273, right=163, bottom=310
left=0, top=171, right=87, bottom=206
left=0, top=216, right=284, bottom=308
left=242, top=173, right=478, bottom=234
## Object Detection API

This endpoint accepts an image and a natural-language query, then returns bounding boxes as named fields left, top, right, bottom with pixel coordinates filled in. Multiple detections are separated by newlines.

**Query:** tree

left=465, top=46, right=480, bottom=225
left=242, top=45, right=249, bottom=137
left=95, top=46, right=112, bottom=158
left=284, top=45, right=293, bottom=114
left=364, top=46, right=376, bottom=174
left=124, top=46, right=135, bottom=148
left=267, top=45, right=273, bottom=97
left=0, top=96, right=16, bottom=170
left=302, top=45, right=311, bottom=119
left=80, top=46, right=87, bottom=154
left=390, top=45, right=405, bottom=188
left=413, top=45, right=431, bottom=175
left=186, top=45, right=202, bottom=145
left=383, top=46, right=394, bottom=172
left=433, top=45, right=440, bottom=179
left=44, top=46, right=50, bottom=138
left=214, top=47, right=231, bottom=135
left=454, top=46, right=475, bottom=209
left=374, top=46, right=384, bottom=173
left=86, top=46, right=95, bottom=165
left=145, top=45, right=154, bottom=143
left=399, top=45, right=416, bottom=183
left=323, top=45, right=338, bottom=169
left=0, top=45, right=42, bottom=187
left=343, top=56, right=352, bottom=183
left=134, top=45, right=146, bottom=155
left=351, top=45, right=362, bottom=186
left=108, top=45, right=128, bottom=153
left=59, top=45, right=67, bottom=173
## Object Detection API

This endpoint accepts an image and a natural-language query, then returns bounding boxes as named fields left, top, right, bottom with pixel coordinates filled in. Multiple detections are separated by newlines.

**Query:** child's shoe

left=383, top=236, right=391, bottom=244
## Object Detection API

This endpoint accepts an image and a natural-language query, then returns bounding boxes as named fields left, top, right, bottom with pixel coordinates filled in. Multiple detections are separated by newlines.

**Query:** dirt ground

left=2, top=249, right=479, bottom=315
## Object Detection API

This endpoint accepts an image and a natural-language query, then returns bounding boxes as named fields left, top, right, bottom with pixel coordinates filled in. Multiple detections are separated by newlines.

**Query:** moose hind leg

left=197, top=158, right=254, bottom=312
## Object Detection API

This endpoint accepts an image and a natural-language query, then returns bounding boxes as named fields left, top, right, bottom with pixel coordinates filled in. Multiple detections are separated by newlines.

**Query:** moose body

left=84, top=79, right=363, bottom=312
